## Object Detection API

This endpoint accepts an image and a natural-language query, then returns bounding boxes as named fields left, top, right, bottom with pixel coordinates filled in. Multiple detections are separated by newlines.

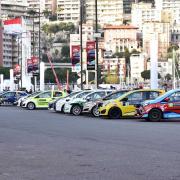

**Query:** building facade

left=1, top=0, right=27, bottom=20
left=104, top=25, right=138, bottom=53
left=130, top=53, right=145, bottom=82
left=155, top=0, right=180, bottom=25
left=57, top=0, right=123, bottom=26
left=131, top=2, right=161, bottom=31
left=142, top=21, right=170, bottom=60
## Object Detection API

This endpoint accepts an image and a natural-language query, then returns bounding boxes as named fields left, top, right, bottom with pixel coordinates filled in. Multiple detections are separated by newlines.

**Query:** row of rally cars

left=1, top=88, right=180, bottom=121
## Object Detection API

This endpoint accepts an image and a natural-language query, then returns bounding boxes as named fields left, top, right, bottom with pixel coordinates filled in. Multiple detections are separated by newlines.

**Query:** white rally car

left=50, top=91, right=81, bottom=113
left=64, top=90, right=112, bottom=116
left=64, top=90, right=93, bottom=115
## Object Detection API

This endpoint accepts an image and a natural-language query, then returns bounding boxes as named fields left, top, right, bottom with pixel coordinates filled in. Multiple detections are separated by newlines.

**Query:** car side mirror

left=66, top=98, right=70, bottom=102
left=86, top=97, right=91, bottom=101
left=164, top=97, right=170, bottom=102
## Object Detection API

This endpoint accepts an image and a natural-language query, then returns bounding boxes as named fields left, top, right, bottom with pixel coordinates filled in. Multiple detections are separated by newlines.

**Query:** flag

left=3, top=18, right=23, bottom=34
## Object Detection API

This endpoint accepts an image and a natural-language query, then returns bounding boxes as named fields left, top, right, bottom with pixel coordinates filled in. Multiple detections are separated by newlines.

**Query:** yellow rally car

left=99, top=89, right=165, bottom=119
left=22, top=90, right=66, bottom=110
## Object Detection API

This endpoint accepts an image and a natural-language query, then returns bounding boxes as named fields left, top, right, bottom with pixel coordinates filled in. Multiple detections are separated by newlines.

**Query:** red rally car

left=139, top=89, right=180, bottom=121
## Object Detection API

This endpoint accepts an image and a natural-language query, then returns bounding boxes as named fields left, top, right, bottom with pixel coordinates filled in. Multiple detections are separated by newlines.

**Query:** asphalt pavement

left=0, top=106, right=180, bottom=180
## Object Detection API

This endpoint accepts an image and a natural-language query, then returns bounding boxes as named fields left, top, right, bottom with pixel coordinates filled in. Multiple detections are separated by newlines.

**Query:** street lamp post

left=28, top=8, right=41, bottom=92
left=95, top=0, right=99, bottom=89
left=80, top=0, right=83, bottom=90
left=17, top=32, right=28, bottom=89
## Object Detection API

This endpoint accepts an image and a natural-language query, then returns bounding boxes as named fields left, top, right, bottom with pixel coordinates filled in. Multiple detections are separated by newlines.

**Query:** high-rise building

left=27, top=0, right=45, bottom=12
left=45, top=0, right=57, bottom=14
left=1, top=0, right=27, bottom=20
left=131, top=2, right=161, bottom=31
left=57, top=0, right=123, bottom=25
left=143, top=21, right=170, bottom=60
left=123, top=0, right=135, bottom=14
left=155, top=0, right=180, bottom=24
left=0, top=1, right=3, bottom=67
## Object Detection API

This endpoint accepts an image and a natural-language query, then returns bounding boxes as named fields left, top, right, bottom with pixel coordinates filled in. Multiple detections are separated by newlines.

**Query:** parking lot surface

left=0, top=106, right=180, bottom=180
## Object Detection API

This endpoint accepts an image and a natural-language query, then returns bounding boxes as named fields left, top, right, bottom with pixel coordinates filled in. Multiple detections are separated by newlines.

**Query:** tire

left=148, top=109, right=162, bottom=122
left=108, top=108, right=122, bottom=119
left=27, top=102, right=36, bottom=110
left=91, top=106, right=100, bottom=117
left=71, top=105, right=82, bottom=116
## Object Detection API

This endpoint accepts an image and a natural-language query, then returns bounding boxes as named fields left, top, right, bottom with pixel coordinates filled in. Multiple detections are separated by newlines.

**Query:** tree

left=43, top=9, right=52, bottom=18
left=105, top=75, right=119, bottom=84
left=131, top=49, right=140, bottom=54
left=61, top=45, right=70, bottom=58
left=141, top=70, right=161, bottom=80
left=113, top=52, right=124, bottom=58
left=45, top=68, right=78, bottom=84
left=48, top=24, right=60, bottom=34
left=0, top=67, right=10, bottom=79
left=168, top=44, right=179, bottom=53
left=124, top=48, right=131, bottom=64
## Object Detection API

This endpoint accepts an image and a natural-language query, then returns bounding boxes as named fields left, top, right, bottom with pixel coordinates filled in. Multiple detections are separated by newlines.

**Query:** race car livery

left=140, top=89, right=180, bottom=121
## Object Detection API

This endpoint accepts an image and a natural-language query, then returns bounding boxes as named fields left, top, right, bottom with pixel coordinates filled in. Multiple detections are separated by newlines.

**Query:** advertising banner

left=31, top=56, right=39, bottom=71
left=3, top=18, right=23, bottom=34
left=27, top=58, right=33, bottom=73
left=86, top=41, right=95, bottom=70
left=71, top=45, right=81, bottom=72
left=27, top=57, right=39, bottom=74
left=13, top=64, right=20, bottom=76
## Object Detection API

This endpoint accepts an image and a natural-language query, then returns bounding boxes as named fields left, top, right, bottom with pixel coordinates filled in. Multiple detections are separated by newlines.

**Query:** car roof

left=152, top=89, right=180, bottom=103
left=118, top=89, right=164, bottom=100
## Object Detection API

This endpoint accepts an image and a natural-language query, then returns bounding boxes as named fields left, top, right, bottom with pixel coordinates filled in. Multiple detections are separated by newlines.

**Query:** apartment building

left=1, top=0, right=27, bottom=20
left=104, top=25, right=138, bottom=53
left=143, top=21, right=170, bottom=60
left=155, top=0, right=180, bottom=24
left=131, top=2, right=161, bottom=31
left=130, top=53, right=145, bottom=82
left=45, top=0, right=57, bottom=14
left=0, top=2, right=3, bottom=67
left=57, top=0, right=123, bottom=25
left=27, top=0, right=45, bottom=12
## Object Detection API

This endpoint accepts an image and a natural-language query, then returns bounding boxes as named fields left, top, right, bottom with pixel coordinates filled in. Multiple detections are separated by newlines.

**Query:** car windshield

left=103, top=91, right=128, bottom=100
left=153, top=90, right=179, bottom=102
left=68, top=91, right=81, bottom=98
left=29, top=91, right=41, bottom=98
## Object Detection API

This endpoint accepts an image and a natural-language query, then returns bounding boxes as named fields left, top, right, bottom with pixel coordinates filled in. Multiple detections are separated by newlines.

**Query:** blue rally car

left=0, top=91, right=28, bottom=105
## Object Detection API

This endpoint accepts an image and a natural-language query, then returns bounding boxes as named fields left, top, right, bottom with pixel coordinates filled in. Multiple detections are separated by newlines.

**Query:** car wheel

left=91, top=106, right=100, bottom=117
left=71, top=105, right=82, bottom=116
left=148, top=109, right=162, bottom=122
left=27, top=102, right=36, bottom=110
left=108, top=108, right=122, bottom=119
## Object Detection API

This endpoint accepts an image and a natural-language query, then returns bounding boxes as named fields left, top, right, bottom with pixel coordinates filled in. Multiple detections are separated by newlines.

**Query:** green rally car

left=21, top=90, right=66, bottom=110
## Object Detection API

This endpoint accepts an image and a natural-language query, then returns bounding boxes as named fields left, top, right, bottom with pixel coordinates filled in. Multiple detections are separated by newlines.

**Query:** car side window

left=3, top=92, right=15, bottom=97
left=127, top=92, right=143, bottom=101
left=148, top=91, right=159, bottom=100
left=38, top=92, right=51, bottom=98
left=53, top=91, right=62, bottom=97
